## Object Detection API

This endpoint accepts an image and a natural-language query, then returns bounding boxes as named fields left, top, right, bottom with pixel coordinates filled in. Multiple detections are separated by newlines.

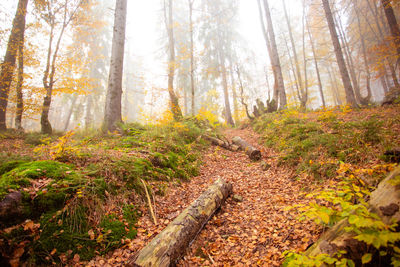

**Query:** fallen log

left=304, top=167, right=400, bottom=264
left=232, top=136, right=262, bottom=161
left=202, top=135, right=239, bottom=151
left=130, top=179, right=233, bottom=267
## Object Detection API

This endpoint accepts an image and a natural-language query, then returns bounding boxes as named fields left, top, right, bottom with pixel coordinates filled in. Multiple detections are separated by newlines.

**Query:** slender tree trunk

left=217, top=43, right=234, bottom=126
left=64, top=95, right=78, bottom=132
left=327, top=65, right=342, bottom=106
left=188, top=0, right=195, bottom=116
left=164, top=0, right=183, bottom=121
left=257, top=0, right=278, bottom=106
left=282, top=0, right=305, bottom=108
left=0, top=0, right=28, bottom=131
left=301, top=1, right=308, bottom=109
left=85, top=94, right=93, bottom=129
left=334, top=12, right=362, bottom=105
left=103, top=0, right=127, bottom=132
left=15, top=37, right=24, bottom=131
left=283, top=34, right=301, bottom=102
left=236, top=66, right=253, bottom=120
left=306, top=17, right=325, bottom=108
left=322, top=0, right=357, bottom=107
left=381, top=0, right=400, bottom=66
left=263, top=0, right=287, bottom=109
left=229, top=63, right=239, bottom=123
left=355, top=1, right=372, bottom=104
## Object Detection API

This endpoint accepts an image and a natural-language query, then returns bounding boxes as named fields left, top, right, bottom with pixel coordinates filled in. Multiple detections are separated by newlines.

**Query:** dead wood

left=130, top=179, right=232, bottom=267
left=232, top=136, right=262, bottom=161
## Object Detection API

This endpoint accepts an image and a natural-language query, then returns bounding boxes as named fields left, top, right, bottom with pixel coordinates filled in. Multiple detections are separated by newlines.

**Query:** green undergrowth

left=253, top=108, right=399, bottom=180
left=0, top=159, right=141, bottom=264
left=0, top=117, right=215, bottom=264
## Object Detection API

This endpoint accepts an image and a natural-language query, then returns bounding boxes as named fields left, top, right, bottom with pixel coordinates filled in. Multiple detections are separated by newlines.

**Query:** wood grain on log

left=305, top=167, right=400, bottom=263
left=232, top=136, right=262, bottom=161
left=130, top=179, right=232, bottom=267
left=202, top=135, right=236, bottom=151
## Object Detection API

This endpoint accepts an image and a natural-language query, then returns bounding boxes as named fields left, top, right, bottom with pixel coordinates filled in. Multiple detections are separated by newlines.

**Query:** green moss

left=34, top=206, right=96, bottom=263
left=100, top=213, right=137, bottom=252
left=0, top=160, right=28, bottom=176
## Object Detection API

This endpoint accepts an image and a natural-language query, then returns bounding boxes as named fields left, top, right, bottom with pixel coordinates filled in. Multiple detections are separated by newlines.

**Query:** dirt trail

left=88, top=128, right=320, bottom=266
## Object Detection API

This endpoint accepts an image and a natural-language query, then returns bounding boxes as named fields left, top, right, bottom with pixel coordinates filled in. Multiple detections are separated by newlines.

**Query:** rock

left=261, top=161, right=271, bottom=171
left=232, top=194, right=243, bottom=202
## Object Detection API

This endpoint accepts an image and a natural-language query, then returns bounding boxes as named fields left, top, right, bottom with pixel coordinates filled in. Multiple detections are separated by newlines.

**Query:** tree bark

left=164, top=0, right=183, bottom=121
left=306, top=16, right=325, bottom=108
left=381, top=0, right=400, bottom=67
left=305, top=167, right=400, bottom=264
left=0, top=0, right=28, bottom=131
left=217, top=39, right=235, bottom=127
left=236, top=66, right=254, bottom=120
left=232, top=136, right=262, bottom=161
left=283, top=0, right=306, bottom=108
left=131, top=179, right=232, bottom=267
left=15, top=30, right=25, bottom=131
left=322, top=0, right=357, bottom=107
left=263, top=0, right=287, bottom=109
left=103, top=0, right=127, bottom=132
left=188, top=0, right=196, bottom=116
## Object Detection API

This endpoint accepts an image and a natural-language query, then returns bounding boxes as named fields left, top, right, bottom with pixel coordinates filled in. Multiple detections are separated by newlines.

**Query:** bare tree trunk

left=42, top=1, right=82, bottom=134
left=103, top=0, right=127, bottom=132
left=15, top=28, right=25, bottom=131
left=381, top=0, right=400, bottom=67
left=355, top=1, right=372, bottom=104
left=85, top=95, right=93, bottom=129
left=217, top=44, right=235, bottom=126
left=301, top=1, right=308, bottom=109
left=229, top=62, right=239, bottom=123
left=236, top=66, right=253, bottom=120
left=322, top=0, right=357, bottom=107
left=257, top=0, right=278, bottom=107
left=282, top=0, right=306, bottom=108
left=0, top=0, right=28, bottom=131
left=327, top=65, right=342, bottom=106
left=164, top=0, right=183, bottom=121
left=263, top=0, right=287, bottom=109
left=64, top=95, right=78, bottom=132
left=306, top=16, right=325, bottom=108
left=188, top=0, right=196, bottom=116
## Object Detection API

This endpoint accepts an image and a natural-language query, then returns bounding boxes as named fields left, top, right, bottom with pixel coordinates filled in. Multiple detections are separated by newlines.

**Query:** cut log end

left=232, top=136, right=262, bottom=161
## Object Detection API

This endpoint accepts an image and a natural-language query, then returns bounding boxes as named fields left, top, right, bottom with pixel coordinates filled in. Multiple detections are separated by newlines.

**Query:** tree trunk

left=355, top=1, right=372, bottom=104
left=335, top=12, right=362, bottom=105
left=305, top=167, right=400, bottom=264
left=165, top=0, right=183, bottom=121
left=188, top=0, right=195, bottom=116
left=85, top=94, right=93, bottom=129
left=130, top=179, right=232, bottom=267
left=257, top=0, right=278, bottom=106
left=103, top=0, right=127, bottom=132
left=263, top=0, right=287, bottom=109
left=15, top=33, right=25, bottom=131
left=322, top=0, right=357, bottom=107
left=0, top=0, right=28, bottom=131
left=229, top=63, right=239, bottom=123
left=283, top=0, right=306, bottom=108
left=218, top=47, right=235, bottom=127
left=236, top=66, right=254, bottom=120
left=64, top=95, right=78, bottom=132
left=232, top=136, right=262, bottom=161
left=327, top=65, right=342, bottom=106
left=306, top=17, right=325, bottom=108
left=381, top=0, right=400, bottom=67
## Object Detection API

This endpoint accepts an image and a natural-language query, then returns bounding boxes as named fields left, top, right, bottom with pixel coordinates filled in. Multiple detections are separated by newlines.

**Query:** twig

left=141, top=179, right=157, bottom=225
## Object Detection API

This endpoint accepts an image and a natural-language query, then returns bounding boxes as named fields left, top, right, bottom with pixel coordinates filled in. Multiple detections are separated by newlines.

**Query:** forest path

left=88, top=128, right=320, bottom=267
left=177, top=128, right=320, bottom=266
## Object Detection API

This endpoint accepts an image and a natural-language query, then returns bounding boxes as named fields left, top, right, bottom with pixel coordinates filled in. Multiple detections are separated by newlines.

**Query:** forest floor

left=1, top=106, right=399, bottom=266
left=87, top=128, right=322, bottom=267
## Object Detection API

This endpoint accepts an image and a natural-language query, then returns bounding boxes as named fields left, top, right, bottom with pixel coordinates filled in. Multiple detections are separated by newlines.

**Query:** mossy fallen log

left=305, top=167, right=400, bottom=264
left=130, top=179, right=232, bottom=267
left=232, top=136, right=262, bottom=161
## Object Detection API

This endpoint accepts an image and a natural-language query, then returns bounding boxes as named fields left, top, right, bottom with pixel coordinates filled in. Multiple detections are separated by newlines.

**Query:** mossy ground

left=0, top=118, right=212, bottom=265
left=253, top=106, right=400, bottom=182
